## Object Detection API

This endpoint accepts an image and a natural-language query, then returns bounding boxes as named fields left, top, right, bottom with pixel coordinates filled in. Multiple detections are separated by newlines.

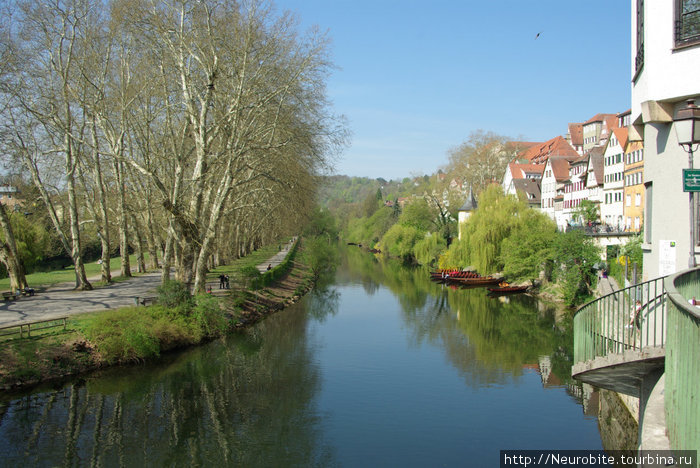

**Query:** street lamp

left=674, top=99, right=700, bottom=268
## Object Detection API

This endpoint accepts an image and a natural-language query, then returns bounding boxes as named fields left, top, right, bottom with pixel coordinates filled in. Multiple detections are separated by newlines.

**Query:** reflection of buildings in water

left=533, top=356, right=601, bottom=417
left=580, top=383, right=600, bottom=418
left=537, top=355, right=552, bottom=386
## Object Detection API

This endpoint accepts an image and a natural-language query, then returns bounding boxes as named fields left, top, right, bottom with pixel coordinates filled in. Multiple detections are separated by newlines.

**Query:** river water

left=0, top=247, right=604, bottom=467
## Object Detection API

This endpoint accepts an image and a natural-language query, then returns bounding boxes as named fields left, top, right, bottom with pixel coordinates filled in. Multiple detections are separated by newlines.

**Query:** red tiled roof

left=612, top=127, right=629, bottom=148
left=568, top=123, right=584, bottom=146
left=508, top=162, right=545, bottom=180
left=549, top=157, right=572, bottom=182
left=523, top=136, right=579, bottom=164
left=584, top=113, right=617, bottom=125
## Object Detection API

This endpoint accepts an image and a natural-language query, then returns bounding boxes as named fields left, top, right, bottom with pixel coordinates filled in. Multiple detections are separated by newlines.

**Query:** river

left=0, top=246, right=606, bottom=467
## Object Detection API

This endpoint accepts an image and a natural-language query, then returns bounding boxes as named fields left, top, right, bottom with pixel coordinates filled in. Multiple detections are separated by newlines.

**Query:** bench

left=21, top=288, right=35, bottom=297
left=2, top=291, right=16, bottom=301
left=134, top=296, right=157, bottom=306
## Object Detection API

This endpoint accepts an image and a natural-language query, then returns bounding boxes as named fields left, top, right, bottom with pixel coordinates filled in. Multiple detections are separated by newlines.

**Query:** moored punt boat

left=448, top=276, right=502, bottom=286
left=487, top=283, right=529, bottom=294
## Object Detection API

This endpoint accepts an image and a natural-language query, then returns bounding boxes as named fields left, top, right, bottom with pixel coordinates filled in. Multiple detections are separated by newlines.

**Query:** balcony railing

left=573, top=276, right=666, bottom=364
left=663, top=268, right=700, bottom=454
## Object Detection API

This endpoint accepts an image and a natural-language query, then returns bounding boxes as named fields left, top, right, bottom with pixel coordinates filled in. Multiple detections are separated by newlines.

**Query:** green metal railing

left=574, top=276, right=667, bottom=364
left=664, top=269, right=700, bottom=454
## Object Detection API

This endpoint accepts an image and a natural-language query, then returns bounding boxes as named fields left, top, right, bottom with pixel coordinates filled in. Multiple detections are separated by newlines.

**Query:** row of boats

left=429, top=270, right=529, bottom=294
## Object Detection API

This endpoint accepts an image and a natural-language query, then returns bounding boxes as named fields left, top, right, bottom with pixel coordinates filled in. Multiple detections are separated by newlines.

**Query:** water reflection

left=0, top=245, right=614, bottom=466
left=0, top=299, right=336, bottom=467
left=343, top=247, right=576, bottom=389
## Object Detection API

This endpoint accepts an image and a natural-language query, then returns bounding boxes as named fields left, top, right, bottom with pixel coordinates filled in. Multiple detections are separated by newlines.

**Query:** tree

left=446, top=130, right=517, bottom=196
left=459, top=184, right=524, bottom=274
left=500, top=210, right=557, bottom=282
left=572, top=199, right=600, bottom=225
left=552, top=230, right=600, bottom=306
left=0, top=203, right=28, bottom=291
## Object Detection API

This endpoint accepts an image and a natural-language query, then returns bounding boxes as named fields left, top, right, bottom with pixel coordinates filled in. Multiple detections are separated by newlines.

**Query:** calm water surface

left=0, top=247, right=603, bottom=466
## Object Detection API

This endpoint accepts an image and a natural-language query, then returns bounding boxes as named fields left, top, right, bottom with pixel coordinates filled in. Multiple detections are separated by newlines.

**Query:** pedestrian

left=267, top=264, right=272, bottom=271
left=628, top=300, right=642, bottom=329
left=219, top=274, right=226, bottom=289
left=225, top=274, right=230, bottom=289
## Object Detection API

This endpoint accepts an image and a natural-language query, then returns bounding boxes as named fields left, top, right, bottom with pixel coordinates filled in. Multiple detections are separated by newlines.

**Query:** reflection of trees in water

left=340, top=245, right=576, bottom=388
left=306, top=282, right=341, bottom=323
left=0, top=306, right=336, bottom=467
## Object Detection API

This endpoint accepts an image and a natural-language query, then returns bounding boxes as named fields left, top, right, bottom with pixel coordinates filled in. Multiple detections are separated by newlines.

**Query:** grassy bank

left=0, top=240, right=314, bottom=392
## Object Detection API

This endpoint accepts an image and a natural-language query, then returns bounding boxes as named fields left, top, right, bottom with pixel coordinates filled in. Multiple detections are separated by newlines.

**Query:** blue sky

left=275, top=0, right=632, bottom=180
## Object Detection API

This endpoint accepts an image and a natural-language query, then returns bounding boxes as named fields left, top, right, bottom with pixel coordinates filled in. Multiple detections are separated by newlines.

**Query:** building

left=457, top=187, right=477, bottom=241
left=0, top=185, right=22, bottom=211
left=512, top=178, right=541, bottom=209
left=566, top=122, right=584, bottom=155
left=582, top=113, right=618, bottom=153
left=584, top=146, right=606, bottom=213
left=631, top=0, right=700, bottom=279
left=623, top=139, right=644, bottom=232
left=503, top=162, right=543, bottom=196
left=601, top=127, right=628, bottom=230
left=522, top=135, right=579, bottom=165
left=563, top=156, right=589, bottom=225
left=540, top=157, right=572, bottom=230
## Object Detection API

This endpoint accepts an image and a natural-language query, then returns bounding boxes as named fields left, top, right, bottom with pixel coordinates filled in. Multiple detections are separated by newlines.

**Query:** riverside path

left=0, top=239, right=299, bottom=328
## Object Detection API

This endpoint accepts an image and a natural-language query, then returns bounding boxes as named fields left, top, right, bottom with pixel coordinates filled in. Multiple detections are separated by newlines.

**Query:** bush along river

left=0, top=245, right=633, bottom=466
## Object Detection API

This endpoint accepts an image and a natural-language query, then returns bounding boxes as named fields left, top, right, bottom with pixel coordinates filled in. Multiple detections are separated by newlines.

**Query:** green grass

left=0, top=254, right=154, bottom=291
left=206, top=239, right=292, bottom=288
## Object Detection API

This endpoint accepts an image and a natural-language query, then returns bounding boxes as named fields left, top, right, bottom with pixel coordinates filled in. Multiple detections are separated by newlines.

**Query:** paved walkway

left=0, top=238, right=298, bottom=328
left=0, top=271, right=164, bottom=328
left=256, top=237, right=297, bottom=273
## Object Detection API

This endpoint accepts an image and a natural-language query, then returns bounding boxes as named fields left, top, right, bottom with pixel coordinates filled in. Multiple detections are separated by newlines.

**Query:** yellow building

left=623, top=140, right=644, bottom=232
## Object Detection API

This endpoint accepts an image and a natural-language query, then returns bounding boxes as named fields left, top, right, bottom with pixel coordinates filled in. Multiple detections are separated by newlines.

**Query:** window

left=626, top=194, right=632, bottom=207
left=645, top=182, right=652, bottom=243
left=676, top=0, right=700, bottom=47
left=636, top=0, right=644, bottom=72
left=636, top=193, right=642, bottom=206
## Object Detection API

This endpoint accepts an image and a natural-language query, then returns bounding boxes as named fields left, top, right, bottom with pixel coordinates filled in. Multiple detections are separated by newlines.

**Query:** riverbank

left=0, top=243, right=316, bottom=392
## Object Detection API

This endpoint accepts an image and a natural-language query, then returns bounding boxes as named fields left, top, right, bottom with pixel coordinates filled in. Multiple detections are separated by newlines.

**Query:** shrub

left=156, top=280, right=193, bottom=311
left=239, top=265, right=262, bottom=289
left=192, top=293, right=230, bottom=335
left=80, top=309, right=161, bottom=363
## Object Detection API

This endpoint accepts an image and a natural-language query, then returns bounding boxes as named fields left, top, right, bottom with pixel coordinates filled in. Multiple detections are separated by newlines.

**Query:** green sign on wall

left=683, top=169, right=700, bottom=192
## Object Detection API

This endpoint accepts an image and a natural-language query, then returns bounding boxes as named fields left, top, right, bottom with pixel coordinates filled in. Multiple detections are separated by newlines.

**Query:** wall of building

left=641, top=119, right=698, bottom=280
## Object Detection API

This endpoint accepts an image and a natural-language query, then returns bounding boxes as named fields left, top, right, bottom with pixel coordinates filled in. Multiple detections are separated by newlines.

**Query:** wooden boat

left=487, top=282, right=529, bottom=294
left=449, top=276, right=502, bottom=286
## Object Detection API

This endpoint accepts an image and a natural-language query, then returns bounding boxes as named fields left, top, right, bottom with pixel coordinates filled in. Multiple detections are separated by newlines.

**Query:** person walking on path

left=219, top=274, right=226, bottom=289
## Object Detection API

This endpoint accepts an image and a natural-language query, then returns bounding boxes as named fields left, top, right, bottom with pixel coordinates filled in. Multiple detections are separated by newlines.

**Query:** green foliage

left=80, top=308, right=168, bottom=363
left=398, top=198, right=434, bottom=232
left=439, top=236, right=470, bottom=269
left=500, top=210, right=557, bottom=281
left=345, top=206, right=395, bottom=247
left=239, top=265, right=262, bottom=289
left=156, top=280, right=194, bottom=311
left=572, top=199, right=600, bottom=225
left=413, top=232, right=446, bottom=266
left=551, top=230, right=601, bottom=306
left=304, top=206, right=339, bottom=240
left=192, top=293, right=230, bottom=335
left=362, top=190, right=382, bottom=218
left=79, top=299, right=231, bottom=364
left=0, top=212, right=51, bottom=273
left=378, top=224, right=423, bottom=261
left=460, top=184, right=525, bottom=274
left=304, top=236, right=338, bottom=277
